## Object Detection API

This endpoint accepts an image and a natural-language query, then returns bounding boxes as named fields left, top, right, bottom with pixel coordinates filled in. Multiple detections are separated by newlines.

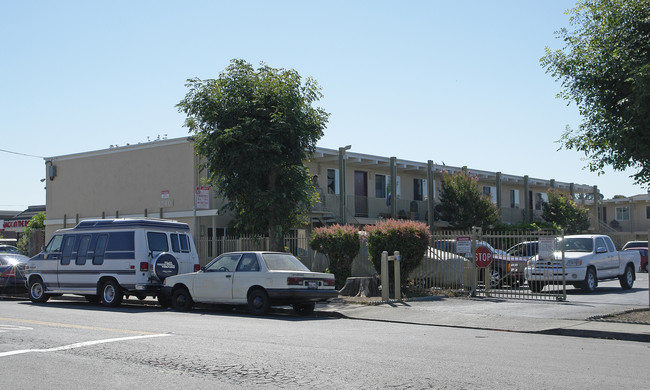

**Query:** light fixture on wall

left=46, top=160, right=57, bottom=181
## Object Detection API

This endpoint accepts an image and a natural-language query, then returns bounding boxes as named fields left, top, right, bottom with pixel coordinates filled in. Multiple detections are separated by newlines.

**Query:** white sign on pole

left=195, top=186, right=210, bottom=210
left=456, top=236, right=471, bottom=255
left=538, top=236, right=556, bottom=260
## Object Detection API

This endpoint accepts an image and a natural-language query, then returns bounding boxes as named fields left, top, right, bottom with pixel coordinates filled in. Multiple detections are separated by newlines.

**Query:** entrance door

left=354, top=171, right=368, bottom=217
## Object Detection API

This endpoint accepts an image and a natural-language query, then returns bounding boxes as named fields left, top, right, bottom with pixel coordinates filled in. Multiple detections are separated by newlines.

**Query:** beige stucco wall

left=44, top=138, right=226, bottom=238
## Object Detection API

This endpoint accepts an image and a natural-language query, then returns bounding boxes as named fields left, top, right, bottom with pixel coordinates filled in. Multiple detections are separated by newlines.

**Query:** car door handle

left=226, top=275, right=232, bottom=278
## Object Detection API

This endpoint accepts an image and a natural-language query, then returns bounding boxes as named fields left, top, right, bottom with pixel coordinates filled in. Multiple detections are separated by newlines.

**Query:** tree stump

left=338, top=277, right=380, bottom=297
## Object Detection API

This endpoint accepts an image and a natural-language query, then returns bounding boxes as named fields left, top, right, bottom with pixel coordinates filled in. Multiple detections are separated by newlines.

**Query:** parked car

left=505, top=241, right=538, bottom=258
left=25, top=218, right=200, bottom=307
left=622, top=241, right=648, bottom=272
left=0, top=245, right=20, bottom=254
left=622, top=240, right=648, bottom=250
left=525, top=235, right=640, bottom=292
left=162, top=251, right=338, bottom=315
left=0, top=253, right=29, bottom=294
left=433, top=239, right=512, bottom=288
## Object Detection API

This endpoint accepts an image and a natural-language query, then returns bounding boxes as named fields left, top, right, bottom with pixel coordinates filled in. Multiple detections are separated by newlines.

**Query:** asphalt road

left=1, top=294, right=649, bottom=389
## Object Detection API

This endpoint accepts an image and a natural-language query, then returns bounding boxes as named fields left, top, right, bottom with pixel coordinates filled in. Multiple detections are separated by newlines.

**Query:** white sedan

left=161, top=251, right=338, bottom=315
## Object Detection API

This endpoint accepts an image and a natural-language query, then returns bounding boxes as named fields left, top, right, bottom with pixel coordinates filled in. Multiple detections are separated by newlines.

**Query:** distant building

left=0, top=205, right=45, bottom=241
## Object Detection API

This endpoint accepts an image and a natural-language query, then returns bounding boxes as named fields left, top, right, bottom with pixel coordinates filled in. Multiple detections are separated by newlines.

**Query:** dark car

left=506, top=241, right=538, bottom=258
left=0, top=245, right=20, bottom=254
left=0, top=253, right=29, bottom=295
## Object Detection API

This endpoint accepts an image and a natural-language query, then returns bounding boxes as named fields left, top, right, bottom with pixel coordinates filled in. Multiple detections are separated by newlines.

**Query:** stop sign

left=475, top=246, right=493, bottom=268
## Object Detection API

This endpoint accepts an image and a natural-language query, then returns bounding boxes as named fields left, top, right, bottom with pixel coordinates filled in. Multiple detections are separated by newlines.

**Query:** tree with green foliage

left=541, top=0, right=650, bottom=185
left=177, top=59, right=329, bottom=251
left=17, top=212, right=46, bottom=255
left=309, top=224, right=360, bottom=289
left=438, top=168, right=499, bottom=230
left=364, top=219, right=431, bottom=290
left=542, top=189, right=590, bottom=234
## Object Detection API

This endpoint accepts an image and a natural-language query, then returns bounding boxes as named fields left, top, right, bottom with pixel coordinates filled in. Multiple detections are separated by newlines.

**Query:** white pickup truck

left=524, top=234, right=640, bottom=293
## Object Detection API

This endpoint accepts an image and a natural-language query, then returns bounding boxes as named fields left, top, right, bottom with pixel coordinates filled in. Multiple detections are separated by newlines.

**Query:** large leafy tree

left=541, top=0, right=650, bottom=185
left=438, top=168, right=499, bottom=230
left=542, top=189, right=590, bottom=234
left=177, top=59, right=329, bottom=251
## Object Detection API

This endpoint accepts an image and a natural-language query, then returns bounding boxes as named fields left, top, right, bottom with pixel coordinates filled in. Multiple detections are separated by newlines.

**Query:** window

left=147, top=232, right=169, bottom=252
left=375, top=174, right=387, bottom=198
left=616, top=206, right=630, bottom=221
left=236, top=253, right=260, bottom=272
left=327, top=169, right=339, bottom=195
left=510, top=189, right=520, bottom=208
left=413, top=178, right=426, bottom=201
left=483, top=186, right=497, bottom=204
left=262, top=253, right=310, bottom=271
left=93, top=235, right=108, bottom=265
left=171, top=234, right=180, bottom=252
left=46, top=235, right=63, bottom=254
left=646, top=205, right=650, bottom=219
left=179, top=234, right=190, bottom=253
left=535, top=192, right=548, bottom=211
left=75, top=235, right=91, bottom=265
left=206, top=253, right=241, bottom=272
left=60, top=235, right=76, bottom=265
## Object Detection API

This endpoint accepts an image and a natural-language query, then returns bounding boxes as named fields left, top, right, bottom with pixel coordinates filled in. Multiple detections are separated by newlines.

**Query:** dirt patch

left=592, top=308, right=650, bottom=324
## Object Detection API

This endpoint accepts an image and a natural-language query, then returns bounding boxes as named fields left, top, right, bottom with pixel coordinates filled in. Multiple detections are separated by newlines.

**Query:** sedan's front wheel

left=171, top=288, right=193, bottom=311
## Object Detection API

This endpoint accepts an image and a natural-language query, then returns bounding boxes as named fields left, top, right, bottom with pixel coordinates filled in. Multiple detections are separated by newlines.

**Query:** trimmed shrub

left=363, top=219, right=431, bottom=289
left=309, top=224, right=360, bottom=289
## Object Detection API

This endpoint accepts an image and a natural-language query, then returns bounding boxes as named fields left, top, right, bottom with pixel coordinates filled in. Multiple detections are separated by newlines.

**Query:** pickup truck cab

left=524, top=234, right=640, bottom=293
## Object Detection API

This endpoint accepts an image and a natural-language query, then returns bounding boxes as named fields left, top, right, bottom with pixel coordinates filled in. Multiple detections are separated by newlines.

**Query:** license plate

left=307, top=281, right=318, bottom=289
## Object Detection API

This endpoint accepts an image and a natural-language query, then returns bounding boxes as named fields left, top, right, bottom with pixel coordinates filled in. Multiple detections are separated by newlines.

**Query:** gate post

left=380, top=250, right=401, bottom=301
left=393, top=251, right=401, bottom=300
left=471, top=227, right=480, bottom=297
left=381, top=251, right=389, bottom=301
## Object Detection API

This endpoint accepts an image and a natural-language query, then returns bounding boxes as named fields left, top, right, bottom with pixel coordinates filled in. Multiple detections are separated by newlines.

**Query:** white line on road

left=0, top=333, right=171, bottom=357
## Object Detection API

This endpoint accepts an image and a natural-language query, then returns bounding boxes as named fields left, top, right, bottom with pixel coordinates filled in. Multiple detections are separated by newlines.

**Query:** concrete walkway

left=315, top=296, right=650, bottom=343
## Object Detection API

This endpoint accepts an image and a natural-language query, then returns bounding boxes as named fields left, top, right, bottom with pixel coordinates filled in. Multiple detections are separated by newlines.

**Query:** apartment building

left=42, top=137, right=599, bottom=262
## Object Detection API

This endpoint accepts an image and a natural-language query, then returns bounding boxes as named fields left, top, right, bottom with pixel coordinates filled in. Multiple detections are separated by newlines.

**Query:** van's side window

left=179, top=234, right=190, bottom=253
left=93, top=235, right=108, bottom=265
left=76, top=235, right=91, bottom=265
left=147, top=232, right=169, bottom=252
left=46, top=235, right=64, bottom=255
left=61, top=235, right=77, bottom=265
left=171, top=234, right=180, bottom=253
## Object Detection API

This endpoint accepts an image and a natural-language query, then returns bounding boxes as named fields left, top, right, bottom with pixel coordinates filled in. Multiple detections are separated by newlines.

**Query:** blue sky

left=0, top=0, right=645, bottom=210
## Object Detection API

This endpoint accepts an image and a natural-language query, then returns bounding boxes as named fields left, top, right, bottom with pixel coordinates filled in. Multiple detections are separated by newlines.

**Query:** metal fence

left=196, top=229, right=569, bottom=301
left=410, top=229, right=567, bottom=300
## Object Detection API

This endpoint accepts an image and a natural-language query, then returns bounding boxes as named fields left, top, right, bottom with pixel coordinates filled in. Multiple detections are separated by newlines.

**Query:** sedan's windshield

left=262, top=253, right=310, bottom=271
left=556, top=237, right=593, bottom=253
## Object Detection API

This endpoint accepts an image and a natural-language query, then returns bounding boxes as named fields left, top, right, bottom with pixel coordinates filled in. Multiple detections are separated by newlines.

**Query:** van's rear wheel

left=101, top=280, right=123, bottom=307
left=28, top=277, right=49, bottom=303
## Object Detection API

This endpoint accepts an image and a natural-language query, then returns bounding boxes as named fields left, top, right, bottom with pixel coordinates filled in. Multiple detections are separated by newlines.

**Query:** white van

left=24, top=218, right=200, bottom=307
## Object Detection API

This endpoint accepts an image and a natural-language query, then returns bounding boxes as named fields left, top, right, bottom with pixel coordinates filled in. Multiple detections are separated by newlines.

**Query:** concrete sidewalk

left=315, top=296, right=650, bottom=343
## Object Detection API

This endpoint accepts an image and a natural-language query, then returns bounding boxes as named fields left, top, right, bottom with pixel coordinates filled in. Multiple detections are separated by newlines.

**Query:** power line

left=0, top=148, right=44, bottom=159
